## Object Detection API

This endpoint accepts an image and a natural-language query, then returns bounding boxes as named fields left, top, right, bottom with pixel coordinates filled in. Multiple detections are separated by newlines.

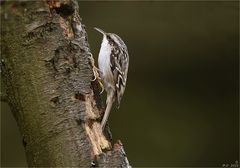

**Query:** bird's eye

left=114, top=49, right=119, bottom=54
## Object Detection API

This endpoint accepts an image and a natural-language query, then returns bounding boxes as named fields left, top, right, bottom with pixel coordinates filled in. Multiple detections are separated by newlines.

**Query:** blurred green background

left=1, top=1, right=239, bottom=167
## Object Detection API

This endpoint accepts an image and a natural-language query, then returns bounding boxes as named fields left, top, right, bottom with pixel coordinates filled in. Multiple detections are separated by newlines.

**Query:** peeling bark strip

left=1, top=0, right=130, bottom=167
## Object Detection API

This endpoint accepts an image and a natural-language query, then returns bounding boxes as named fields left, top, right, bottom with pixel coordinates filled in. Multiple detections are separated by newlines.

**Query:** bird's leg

left=88, top=54, right=104, bottom=94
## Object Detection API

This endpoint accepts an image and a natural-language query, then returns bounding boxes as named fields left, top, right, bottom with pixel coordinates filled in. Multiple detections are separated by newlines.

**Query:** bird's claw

left=99, top=82, right=104, bottom=94
left=88, top=54, right=104, bottom=94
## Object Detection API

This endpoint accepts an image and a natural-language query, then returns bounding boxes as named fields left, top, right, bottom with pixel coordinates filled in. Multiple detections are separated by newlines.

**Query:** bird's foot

left=88, top=54, right=104, bottom=94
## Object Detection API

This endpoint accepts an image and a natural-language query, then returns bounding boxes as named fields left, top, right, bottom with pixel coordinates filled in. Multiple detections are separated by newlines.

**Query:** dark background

left=1, top=1, right=239, bottom=167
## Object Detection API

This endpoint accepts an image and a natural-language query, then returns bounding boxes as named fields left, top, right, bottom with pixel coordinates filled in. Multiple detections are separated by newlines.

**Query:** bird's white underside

left=98, top=35, right=114, bottom=94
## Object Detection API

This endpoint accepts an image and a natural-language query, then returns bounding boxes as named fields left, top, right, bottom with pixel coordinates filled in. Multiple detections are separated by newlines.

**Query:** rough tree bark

left=1, top=0, right=130, bottom=167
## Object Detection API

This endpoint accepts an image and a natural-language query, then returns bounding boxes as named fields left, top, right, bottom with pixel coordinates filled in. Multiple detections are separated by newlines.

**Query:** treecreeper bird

left=94, top=27, right=129, bottom=130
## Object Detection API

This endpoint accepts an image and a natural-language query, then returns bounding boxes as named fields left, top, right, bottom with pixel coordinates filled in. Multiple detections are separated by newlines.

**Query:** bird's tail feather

left=101, top=92, right=114, bottom=130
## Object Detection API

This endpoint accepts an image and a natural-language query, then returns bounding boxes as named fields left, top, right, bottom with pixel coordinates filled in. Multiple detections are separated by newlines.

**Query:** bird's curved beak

left=94, top=27, right=106, bottom=35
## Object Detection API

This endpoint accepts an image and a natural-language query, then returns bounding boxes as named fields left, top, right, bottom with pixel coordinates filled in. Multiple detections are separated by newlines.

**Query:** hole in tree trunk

left=75, top=92, right=85, bottom=101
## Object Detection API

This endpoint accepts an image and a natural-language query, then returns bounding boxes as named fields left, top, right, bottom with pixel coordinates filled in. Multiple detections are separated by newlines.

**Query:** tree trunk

left=1, top=0, right=130, bottom=167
